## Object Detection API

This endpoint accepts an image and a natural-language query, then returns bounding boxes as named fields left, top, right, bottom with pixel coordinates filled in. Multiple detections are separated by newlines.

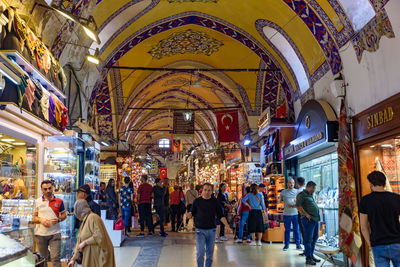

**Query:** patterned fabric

left=338, top=99, right=361, bottom=265
left=352, top=10, right=395, bottom=63
left=119, top=186, right=133, bottom=209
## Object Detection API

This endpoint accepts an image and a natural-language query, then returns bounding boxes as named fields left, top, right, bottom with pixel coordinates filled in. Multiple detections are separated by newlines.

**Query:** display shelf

left=0, top=51, right=65, bottom=99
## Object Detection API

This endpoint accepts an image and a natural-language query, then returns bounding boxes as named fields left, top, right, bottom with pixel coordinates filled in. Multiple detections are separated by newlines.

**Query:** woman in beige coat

left=68, top=199, right=115, bottom=267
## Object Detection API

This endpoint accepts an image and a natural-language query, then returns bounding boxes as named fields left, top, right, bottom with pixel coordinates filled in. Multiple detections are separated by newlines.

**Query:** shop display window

left=299, top=152, right=339, bottom=248
left=44, top=136, right=79, bottom=261
left=0, top=132, right=37, bottom=264
left=84, top=143, right=101, bottom=192
left=358, top=138, right=400, bottom=196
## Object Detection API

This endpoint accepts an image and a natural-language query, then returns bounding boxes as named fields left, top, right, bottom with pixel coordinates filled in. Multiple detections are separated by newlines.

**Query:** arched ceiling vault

left=83, top=0, right=383, bottom=152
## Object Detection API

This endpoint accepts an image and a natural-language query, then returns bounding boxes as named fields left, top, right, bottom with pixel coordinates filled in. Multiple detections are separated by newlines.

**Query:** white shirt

left=34, top=196, right=65, bottom=236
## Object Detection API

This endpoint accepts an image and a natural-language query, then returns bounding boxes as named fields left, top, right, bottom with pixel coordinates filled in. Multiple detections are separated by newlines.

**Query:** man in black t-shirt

left=153, top=178, right=167, bottom=237
left=188, top=183, right=231, bottom=267
left=359, top=171, right=400, bottom=267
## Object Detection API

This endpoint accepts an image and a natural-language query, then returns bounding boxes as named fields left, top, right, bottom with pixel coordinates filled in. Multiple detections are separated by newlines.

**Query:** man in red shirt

left=170, top=185, right=184, bottom=232
left=33, top=180, right=67, bottom=267
left=137, top=175, right=154, bottom=237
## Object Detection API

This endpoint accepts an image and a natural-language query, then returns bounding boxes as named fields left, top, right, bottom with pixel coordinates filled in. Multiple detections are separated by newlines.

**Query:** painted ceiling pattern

left=148, top=29, right=223, bottom=59
left=76, top=0, right=395, bottom=149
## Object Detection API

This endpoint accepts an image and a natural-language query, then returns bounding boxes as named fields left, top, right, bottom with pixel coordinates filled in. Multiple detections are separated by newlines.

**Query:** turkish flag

left=160, top=168, right=167, bottom=179
left=215, top=109, right=240, bottom=142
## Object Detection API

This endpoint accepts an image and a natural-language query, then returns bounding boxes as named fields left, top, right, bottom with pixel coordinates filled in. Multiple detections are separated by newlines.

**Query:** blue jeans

left=301, top=217, right=319, bottom=260
left=121, top=207, right=131, bottom=233
left=238, top=211, right=251, bottom=240
left=283, top=215, right=301, bottom=247
left=372, top=243, right=400, bottom=267
left=196, top=228, right=216, bottom=267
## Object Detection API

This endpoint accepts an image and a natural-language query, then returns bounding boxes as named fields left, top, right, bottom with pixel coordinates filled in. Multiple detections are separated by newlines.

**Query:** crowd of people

left=32, top=170, right=400, bottom=267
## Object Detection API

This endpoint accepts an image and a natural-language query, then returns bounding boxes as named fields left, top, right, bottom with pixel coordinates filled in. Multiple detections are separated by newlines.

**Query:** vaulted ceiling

left=72, top=0, right=386, bottom=152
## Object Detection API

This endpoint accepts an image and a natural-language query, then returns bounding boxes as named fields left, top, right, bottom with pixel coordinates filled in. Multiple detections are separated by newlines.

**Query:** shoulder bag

left=254, top=194, right=268, bottom=223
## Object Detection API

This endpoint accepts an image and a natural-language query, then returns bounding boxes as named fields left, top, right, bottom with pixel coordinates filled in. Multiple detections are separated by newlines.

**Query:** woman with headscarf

left=67, top=199, right=115, bottom=267
left=105, top=179, right=118, bottom=219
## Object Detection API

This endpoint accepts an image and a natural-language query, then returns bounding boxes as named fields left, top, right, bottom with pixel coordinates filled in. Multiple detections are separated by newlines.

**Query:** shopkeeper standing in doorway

left=33, top=180, right=67, bottom=267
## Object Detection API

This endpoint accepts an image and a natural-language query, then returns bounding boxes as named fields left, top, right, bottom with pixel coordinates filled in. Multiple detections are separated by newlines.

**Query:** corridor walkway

left=114, top=232, right=327, bottom=267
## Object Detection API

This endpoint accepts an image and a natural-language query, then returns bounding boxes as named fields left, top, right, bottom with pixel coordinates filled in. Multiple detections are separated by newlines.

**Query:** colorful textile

left=41, top=89, right=50, bottom=121
left=23, top=78, right=36, bottom=110
left=338, top=99, right=361, bottom=265
left=17, top=75, right=28, bottom=107
left=118, top=186, right=133, bottom=209
left=48, top=93, right=56, bottom=124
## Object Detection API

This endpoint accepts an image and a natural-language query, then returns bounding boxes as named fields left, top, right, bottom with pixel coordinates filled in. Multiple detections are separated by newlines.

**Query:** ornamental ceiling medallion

left=168, top=0, right=217, bottom=2
left=149, top=29, right=223, bottom=59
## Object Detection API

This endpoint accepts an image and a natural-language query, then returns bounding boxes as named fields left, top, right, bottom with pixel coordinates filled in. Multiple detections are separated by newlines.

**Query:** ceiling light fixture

left=380, top=144, right=393, bottom=148
left=86, top=54, right=100, bottom=65
left=101, top=141, right=109, bottom=147
left=243, top=137, right=252, bottom=146
left=13, top=142, right=26, bottom=145
left=1, top=138, right=15, bottom=142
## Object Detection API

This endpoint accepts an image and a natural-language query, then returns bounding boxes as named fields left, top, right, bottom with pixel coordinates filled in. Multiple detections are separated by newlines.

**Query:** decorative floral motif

left=352, top=10, right=395, bottom=63
left=148, top=29, right=223, bottom=59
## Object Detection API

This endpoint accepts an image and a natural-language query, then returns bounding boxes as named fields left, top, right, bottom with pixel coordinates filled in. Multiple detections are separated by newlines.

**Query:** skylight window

left=263, top=27, right=309, bottom=93
left=159, top=138, right=170, bottom=148
left=338, top=0, right=375, bottom=31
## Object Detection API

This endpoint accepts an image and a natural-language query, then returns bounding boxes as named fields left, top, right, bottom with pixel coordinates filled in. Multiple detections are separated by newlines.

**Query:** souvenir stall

left=283, top=100, right=343, bottom=263
left=258, top=107, right=295, bottom=242
left=225, top=150, right=243, bottom=198
left=0, top=4, right=68, bottom=265
left=352, top=92, right=400, bottom=265
left=198, top=164, right=220, bottom=186
left=44, top=133, right=83, bottom=262
left=84, top=141, right=100, bottom=192
left=100, top=164, right=117, bottom=184
left=116, top=156, right=132, bottom=187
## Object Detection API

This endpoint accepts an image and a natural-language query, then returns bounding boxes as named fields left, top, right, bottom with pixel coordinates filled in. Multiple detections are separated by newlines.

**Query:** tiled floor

left=117, top=232, right=329, bottom=267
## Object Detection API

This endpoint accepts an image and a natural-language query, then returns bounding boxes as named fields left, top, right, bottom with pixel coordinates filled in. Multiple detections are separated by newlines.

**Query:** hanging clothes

left=17, top=75, right=29, bottom=107
left=48, top=93, right=56, bottom=124
left=23, top=78, right=36, bottom=111
left=41, top=89, right=50, bottom=121
left=51, top=93, right=63, bottom=127
left=375, top=157, right=393, bottom=192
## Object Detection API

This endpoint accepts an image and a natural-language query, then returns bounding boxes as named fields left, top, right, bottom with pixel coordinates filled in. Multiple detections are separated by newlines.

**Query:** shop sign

left=284, top=132, right=325, bottom=158
left=101, top=165, right=117, bottom=172
left=367, top=106, right=394, bottom=129
left=149, top=161, right=158, bottom=174
left=258, top=107, right=271, bottom=131
left=353, top=93, right=400, bottom=143
left=173, top=111, right=195, bottom=136
left=226, top=150, right=242, bottom=165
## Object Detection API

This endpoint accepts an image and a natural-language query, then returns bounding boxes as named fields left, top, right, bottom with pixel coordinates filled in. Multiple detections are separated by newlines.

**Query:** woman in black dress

left=105, top=179, right=119, bottom=219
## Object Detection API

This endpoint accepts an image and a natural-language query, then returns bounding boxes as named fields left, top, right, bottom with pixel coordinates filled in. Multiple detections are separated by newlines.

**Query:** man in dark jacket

left=153, top=178, right=167, bottom=236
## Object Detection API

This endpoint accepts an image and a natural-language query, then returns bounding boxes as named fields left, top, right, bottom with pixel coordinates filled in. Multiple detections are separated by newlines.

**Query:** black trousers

left=138, top=203, right=153, bottom=233
left=153, top=205, right=165, bottom=233
left=298, top=213, right=305, bottom=244
left=170, top=205, right=182, bottom=232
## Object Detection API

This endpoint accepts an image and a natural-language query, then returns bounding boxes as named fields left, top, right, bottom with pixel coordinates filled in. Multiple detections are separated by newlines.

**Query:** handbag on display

left=114, top=219, right=124, bottom=230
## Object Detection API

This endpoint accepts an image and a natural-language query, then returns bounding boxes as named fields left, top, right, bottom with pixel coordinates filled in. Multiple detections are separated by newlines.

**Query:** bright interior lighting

left=55, top=9, right=77, bottom=22
left=101, top=141, right=109, bottom=147
left=82, top=25, right=99, bottom=43
left=243, top=138, right=251, bottom=146
left=12, top=142, right=26, bottom=145
left=380, top=144, right=393, bottom=148
left=86, top=55, right=100, bottom=65
left=0, top=66, right=20, bottom=85
left=1, top=138, right=15, bottom=142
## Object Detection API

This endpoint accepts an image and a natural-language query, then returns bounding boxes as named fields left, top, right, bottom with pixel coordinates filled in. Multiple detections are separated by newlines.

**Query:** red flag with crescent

left=215, top=109, right=240, bottom=142
left=160, top=168, right=167, bottom=179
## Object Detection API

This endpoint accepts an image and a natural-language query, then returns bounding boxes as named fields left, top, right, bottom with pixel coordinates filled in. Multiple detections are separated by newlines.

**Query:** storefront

left=353, top=92, right=400, bottom=265
left=283, top=100, right=343, bottom=263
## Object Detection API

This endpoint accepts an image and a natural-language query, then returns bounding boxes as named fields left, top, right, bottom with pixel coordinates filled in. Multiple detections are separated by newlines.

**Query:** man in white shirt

left=280, top=178, right=301, bottom=251
left=33, top=180, right=67, bottom=267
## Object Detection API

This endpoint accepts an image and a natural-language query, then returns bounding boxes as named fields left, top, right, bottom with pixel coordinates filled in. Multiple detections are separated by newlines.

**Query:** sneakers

left=249, top=241, right=257, bottom=246
left=137, top=233, right=145, bottom=237
left=299, top=252, right=305, bottom=256
left=219, top=236, right=229, bottom=241
left=247, top=239, right=252, bottom=244
left=236, top=239, right=243, bottom=244
left=306, top=259, right=316, bottom=265
left=283, top=246, right=289, bottom=251
left=312, top=256, right=321, bottom=263
left=160, top=232, right=168, bottom=237
left=256, top=240, right=262, bottom=246
left=296, top=245, right=303, bottom=251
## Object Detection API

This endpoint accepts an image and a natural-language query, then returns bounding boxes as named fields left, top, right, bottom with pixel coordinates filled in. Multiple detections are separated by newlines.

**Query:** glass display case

left=44, top=136, right=81, bottom=262
left=0, top=132, right=37, bottom=266
left=298, top=152, right=339, bottom=248
left=84, top=141, right=101, bottom=192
